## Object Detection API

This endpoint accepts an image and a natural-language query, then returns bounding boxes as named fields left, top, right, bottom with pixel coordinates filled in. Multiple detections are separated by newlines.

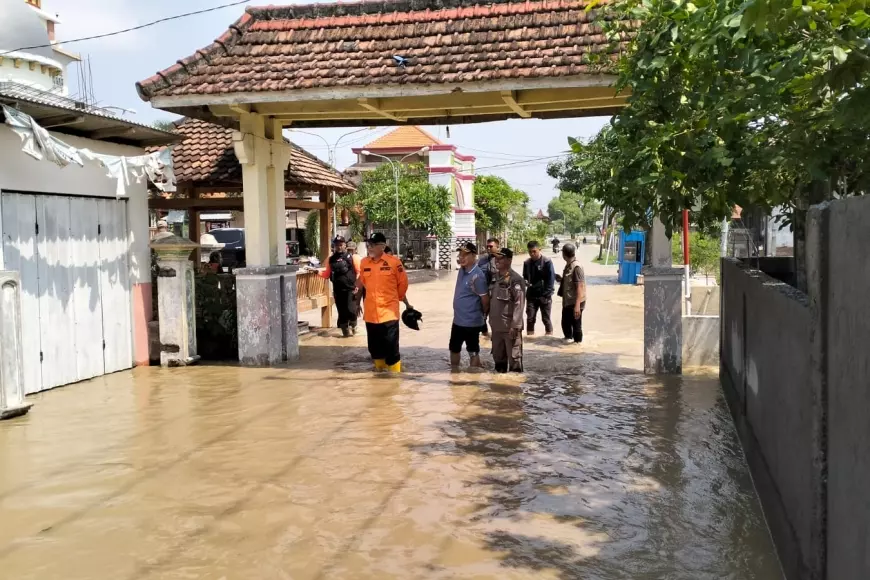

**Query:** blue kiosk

left=617, top=230, right=646, bottom=284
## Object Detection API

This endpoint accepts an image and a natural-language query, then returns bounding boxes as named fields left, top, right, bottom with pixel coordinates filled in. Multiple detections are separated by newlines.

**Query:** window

left=52, top=74, right=64, bottom=89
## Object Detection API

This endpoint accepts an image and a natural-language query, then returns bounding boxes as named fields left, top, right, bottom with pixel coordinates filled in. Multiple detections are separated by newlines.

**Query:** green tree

left=339, top=163, right=452, bottom=238
left=152, top=119, right=177, bottom=132
left=566, top=0, right=870, bottom=289
left=548, top=190, right=601, bottom=234
left=473, top=175, right=529, bottom=239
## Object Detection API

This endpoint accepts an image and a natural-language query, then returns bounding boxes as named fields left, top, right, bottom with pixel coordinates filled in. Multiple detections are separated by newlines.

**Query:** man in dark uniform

left=477, top=238, right=500, bottom=337
left=488, top=248, right=525, bottom=373
left=319, top=236, right=358, bottom=337
left=523, top=240, right=556, bottom=336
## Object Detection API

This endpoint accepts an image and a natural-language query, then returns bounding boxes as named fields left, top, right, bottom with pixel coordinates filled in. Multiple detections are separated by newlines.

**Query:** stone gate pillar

left=150, top=235, right=200, bottom=367
left=643, top=217, right=683, bottom=374
left=0, top=272, right=32, bottom=420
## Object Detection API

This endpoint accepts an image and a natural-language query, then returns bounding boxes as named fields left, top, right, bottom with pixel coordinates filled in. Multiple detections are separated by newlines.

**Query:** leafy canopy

left=340, top=163, right=453, bottom=239
left=473, top=175, right=530, bottom=235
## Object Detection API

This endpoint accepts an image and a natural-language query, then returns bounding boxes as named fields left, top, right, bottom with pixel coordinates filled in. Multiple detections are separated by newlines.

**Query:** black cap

left=367, top=232, right=387, bottom=244
left=333, top=235, right=346, bottom=244
left=456, top=241, right=478, bottom=254
left=496, top=248, right=514, bottom=259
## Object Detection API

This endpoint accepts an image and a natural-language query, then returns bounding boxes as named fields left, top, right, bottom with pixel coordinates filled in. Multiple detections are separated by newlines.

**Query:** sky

left=47, top=0, right=611, bottom=210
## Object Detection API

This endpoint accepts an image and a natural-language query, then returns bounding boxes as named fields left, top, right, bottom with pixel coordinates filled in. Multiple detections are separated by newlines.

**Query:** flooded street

left=0, top=245, right=781, bottom=579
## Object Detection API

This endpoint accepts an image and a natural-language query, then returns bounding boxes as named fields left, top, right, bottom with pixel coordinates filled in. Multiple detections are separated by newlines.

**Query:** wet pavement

left=0, top=244, right=782, bottom=579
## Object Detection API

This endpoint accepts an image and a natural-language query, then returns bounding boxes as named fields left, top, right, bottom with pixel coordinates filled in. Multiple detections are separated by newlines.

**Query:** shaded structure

left=137, top=0, right=639, bottom=366
left=148, top=117, right=355, bottom=327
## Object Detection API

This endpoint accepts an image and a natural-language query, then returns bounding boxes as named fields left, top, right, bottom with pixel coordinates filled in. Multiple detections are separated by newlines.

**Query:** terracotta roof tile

left=156, top=118, right=355, bottom=192
left=362, top=126, right=442, bottom=150
left=137, top=0, right=626, bottom=100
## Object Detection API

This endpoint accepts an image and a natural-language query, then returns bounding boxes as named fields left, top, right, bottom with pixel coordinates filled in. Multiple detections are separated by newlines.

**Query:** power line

left=475, top=154, right=569, bottom=171
left=2, top=0, right=252, bottom=56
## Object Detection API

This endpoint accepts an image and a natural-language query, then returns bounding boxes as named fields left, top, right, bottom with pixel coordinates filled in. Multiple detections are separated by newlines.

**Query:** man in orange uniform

left=354, top=232, right=410, bottom=372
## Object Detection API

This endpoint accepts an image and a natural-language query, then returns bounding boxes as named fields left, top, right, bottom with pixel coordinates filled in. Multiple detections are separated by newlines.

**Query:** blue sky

left=51, top=0, right=610, bottom=210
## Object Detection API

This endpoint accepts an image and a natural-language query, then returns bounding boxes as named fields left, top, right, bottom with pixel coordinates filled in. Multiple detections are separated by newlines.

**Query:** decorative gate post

left=0, top=272, right=32, bottom=420
left=150, top=235, right=201, bottom=367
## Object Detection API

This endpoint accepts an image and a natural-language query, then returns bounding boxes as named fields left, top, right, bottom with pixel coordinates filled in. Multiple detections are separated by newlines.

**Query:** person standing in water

left=354, top=233, right=410, bottom=372
left=556, top=242, right=587, bottom=344
left=477, top=238, right=500, bottom=337
left=488, top=248, right=525, bottom=373
left=523, top=240, right=556, bottom=336
left=319, top=236, right=358, bottom=337
left=450, top=242, right=489, bottom=368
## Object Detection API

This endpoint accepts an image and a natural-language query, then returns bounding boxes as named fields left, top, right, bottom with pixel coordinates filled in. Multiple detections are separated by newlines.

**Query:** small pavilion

left=149, top=117, right=356, bottom=326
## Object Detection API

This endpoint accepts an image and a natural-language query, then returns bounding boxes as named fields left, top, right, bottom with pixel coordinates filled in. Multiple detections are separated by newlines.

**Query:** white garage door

left=0, top=192, right=132, bottom=394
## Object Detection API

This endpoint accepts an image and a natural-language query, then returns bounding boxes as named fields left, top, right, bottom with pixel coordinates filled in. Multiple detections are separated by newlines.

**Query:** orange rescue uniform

left=358, top=254, right=409, bottom=323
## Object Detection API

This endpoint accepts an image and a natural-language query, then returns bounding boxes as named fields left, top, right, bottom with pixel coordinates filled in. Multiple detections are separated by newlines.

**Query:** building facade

left=348, top=126, right=476, bottom=269
left=0, top=0, right=175, bottom=394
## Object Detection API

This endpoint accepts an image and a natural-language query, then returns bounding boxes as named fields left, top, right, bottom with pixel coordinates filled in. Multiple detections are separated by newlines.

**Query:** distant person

left=154, top=219, right=172, bottom=240
left=556, top=243, right=587, bottom=344
left=488, top=248, right=525, bottom=373
left=523, top=241, right=556, bottom=336
left=477, top=237, right=501, bottom=336
left=551, top=236, right=560, bottom=253
left=582, top=236, right=588, bottom=245
left=450, top=242, right=490, bottom=369
left=354, top=233, right=410, bottom=372
left=319, top=236, right=358, bottom=337
left=347, top=241, right=364, bottom=318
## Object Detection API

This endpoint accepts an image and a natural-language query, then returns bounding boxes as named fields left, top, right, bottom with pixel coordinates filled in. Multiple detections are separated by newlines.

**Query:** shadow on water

left=406, top=361, right=783, bottom=580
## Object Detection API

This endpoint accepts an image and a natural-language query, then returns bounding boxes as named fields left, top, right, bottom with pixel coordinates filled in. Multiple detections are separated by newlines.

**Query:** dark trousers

left=334, top=288, right=358, bottom=330
left=561, top=304, right=583, bottom=343
left=526, top=297, right=553, bottom=333
left=366, top=320, right=400, bottom=365
left=449, top=324, right=481, bottom=355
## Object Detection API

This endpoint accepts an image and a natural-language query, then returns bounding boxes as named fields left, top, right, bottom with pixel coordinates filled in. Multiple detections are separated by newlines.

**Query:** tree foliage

left=339, top=163, right=452, bottom=238
left=473, top=175, right=530, bottom=236
left=547, top=190, right=601, bottom=234
left=568, top=0, right=870, bottom=251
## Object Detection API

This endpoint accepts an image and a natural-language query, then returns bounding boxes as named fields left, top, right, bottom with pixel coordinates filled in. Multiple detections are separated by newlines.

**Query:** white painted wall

left=0, top=126, right=151, bottom=284
left=0, top=58, right=60, bottom=92
left=428, top=150, right=452, bottom=169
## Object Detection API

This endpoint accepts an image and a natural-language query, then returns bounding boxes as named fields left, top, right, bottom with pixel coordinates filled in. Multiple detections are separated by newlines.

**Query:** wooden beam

left=501, top=91, right=531, bottom=118
left=357, top=98, right=405, bottom=122
left=524, top=97, right=630, bottom=114
left=516, top=86, right=628, bottom=106
left=148, top=196, right=328, bottom=211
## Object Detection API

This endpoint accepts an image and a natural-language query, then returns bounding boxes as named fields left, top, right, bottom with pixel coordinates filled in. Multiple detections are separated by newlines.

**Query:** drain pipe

left=683, top=209, right=691, bottom=315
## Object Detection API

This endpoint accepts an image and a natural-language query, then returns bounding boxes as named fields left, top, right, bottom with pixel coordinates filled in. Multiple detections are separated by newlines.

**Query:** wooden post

left=189, top=209, right=201, bottom=264
left=319, top=193, right=333, bottom=327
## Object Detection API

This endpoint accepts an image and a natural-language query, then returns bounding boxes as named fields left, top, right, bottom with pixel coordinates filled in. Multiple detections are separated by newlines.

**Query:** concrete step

left=297, top=321, right=310, bottom=336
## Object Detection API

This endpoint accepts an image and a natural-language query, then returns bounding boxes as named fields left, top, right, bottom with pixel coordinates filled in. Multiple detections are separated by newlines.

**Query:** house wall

left=0, top=126, right=152, bottom=366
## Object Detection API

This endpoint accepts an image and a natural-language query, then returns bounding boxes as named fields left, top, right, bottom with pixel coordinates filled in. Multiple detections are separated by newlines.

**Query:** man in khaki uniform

left=488, top=248, right=525, bottom=373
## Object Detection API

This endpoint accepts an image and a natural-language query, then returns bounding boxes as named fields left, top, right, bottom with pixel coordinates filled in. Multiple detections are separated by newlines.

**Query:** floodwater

left=0, top=246, right=782, bottom=579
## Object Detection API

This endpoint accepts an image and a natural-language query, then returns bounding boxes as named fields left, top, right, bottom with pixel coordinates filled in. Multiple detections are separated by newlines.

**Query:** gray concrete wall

left=721, top=258, right=816, bottom=580
left=682, top=315, right=718, bottom=367
left=818, top=196, right=870, bottom=580
left=722, top=193, right=870, bottom=580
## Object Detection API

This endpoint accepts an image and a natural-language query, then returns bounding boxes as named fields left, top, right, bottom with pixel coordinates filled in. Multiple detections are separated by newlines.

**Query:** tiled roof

left=162, top=118, right=355, bottom=191
left=137, top=0, right=622, bottom=100
left=362, top=126, right=442, bottom=150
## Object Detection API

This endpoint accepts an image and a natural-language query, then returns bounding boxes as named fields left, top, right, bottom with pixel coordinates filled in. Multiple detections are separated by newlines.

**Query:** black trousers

left=449, top=324, right=481, bottom=355
left=334, top=288, right=358, bottom=330
left=561, top=304, right=584, bottom=343
left=526, top=297, right=553, bottom=333
left=366, top=320, right=401, bottom=365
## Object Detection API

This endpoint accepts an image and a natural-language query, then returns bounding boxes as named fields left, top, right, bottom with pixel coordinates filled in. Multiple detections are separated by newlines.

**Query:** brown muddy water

left=0, top=248, right=782, bottom=579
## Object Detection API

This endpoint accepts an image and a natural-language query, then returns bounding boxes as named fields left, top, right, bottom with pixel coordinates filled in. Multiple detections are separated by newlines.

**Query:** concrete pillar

left=150, top=234, right=200, bottom=367
left=0, top=272, right=32, bottom=420
left=233, top=114, right=300, bottom=366
left=233, top=113, right=271, bottom=267
left=235, top=266, right=299, bottom=366
left=643, top=267, right=684, bottom=374
left=643, top=217, right=681, bottom=374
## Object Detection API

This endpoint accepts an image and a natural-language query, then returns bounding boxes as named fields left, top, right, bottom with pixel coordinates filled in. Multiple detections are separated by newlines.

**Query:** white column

left=233, top=113, right=271, bottom=267
left=0, top=272, right=32, bottom=420
left=650, top=216, right=672, bottom=267
left=266, top=118, right=291, bottom=267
